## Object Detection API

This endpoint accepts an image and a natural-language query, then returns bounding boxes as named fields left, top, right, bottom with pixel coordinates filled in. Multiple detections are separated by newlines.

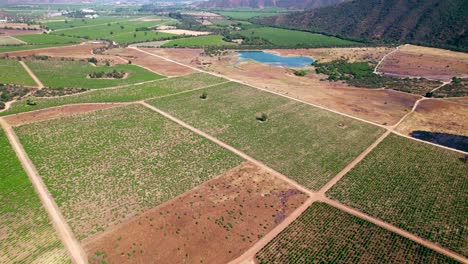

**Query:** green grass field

left=256, top=203, right=457, bottom=263
left=44, top=16, right=134, bottom=30
left=216, top=11, right=285, bottom=20
left=52, top=19, right=176, bottom=44
left=0, top=59, right=36, bottom=86
left=328, top=134, right=468, bottom=256
left=238, top=27, right=361, bottom=47
left=0, top=128, right=70, bottom=263
left=161, top=35, right=235, bottom=48
left=25, top=60, right=164, bottom=89
left=148, top=82, right=384, bottom=190
left=15, top=104, right=243, bottom=239
left=0, top=73, right=226, bottom=116
left=15, top=34, right=82, bottom=44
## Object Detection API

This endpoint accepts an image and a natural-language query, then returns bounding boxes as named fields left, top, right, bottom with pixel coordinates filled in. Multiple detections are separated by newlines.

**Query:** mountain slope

left=257, top=0, right=468, bottom=51
left=196, top=0, right=345, bottom=10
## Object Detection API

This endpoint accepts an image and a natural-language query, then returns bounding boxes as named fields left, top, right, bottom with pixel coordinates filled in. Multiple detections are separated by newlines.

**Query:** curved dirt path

left=0, top=118, right=87, bottom=264
left=19, top=60, right=44, bottom=89
left=373, top=45, right=404, bottom=74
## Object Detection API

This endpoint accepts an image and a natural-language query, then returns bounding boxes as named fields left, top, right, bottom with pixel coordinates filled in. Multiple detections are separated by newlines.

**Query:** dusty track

left=0, top=118, right=87, bottom=264
left=19, top=60, right=44, bottom=89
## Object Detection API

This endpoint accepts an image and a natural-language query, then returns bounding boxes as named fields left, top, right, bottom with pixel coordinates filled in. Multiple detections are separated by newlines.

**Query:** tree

left=200, top=92, right=208, bottom=99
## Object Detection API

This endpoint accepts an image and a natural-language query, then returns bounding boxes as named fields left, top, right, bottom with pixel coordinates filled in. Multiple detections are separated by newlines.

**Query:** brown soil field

left=0, top=29, right=43, bottom=36
left=104, top=48, right=196, bottom=76
left=269, top=47, right=394, bottom=64
left=143, top=48, right=419, bottom=125
left=3, top=103, right=127, bottom=126
left=396, top=99, right=468, bottom=137
left=84, top=162, right=308, bottom=264
left=378, top=45, right=468, bottom=81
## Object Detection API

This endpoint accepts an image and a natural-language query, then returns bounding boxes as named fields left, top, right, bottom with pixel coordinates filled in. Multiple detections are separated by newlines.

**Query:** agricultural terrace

left=161, top=35, right=235, bottom=47
left=52, top=20, right=177, bottom=44
left=238, top=27, right=361, bottom=47
left=14, top=104, right=243, bottom=240
left=0, top=59, right=36, bottom=86
left=328, top=134, right=468, bottom=256
left=0, top=73, right=226, bottom=116
left=25, top=60, right=164, bottom=89
left=148, top=82, right=384, bottom=190
left=85, top=162, right=308, bottom=263
left=0, top=129, right=70, bottom=263
left=14, top=34, right=83, bottom=45
left=43, top=16, right=135, bottom=30
left=256, top=203, right=457, bottom=263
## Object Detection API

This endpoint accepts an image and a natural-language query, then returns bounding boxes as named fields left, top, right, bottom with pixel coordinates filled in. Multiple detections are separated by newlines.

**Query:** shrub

left=0, top=101, right=5, bottom=109
left=200, top=91, right=208, bottom=99
left=256, top=113, right=268, bottom=122
left=294, top=70, right=307, bottom=77
left=26, top=96, right=36, bottom=105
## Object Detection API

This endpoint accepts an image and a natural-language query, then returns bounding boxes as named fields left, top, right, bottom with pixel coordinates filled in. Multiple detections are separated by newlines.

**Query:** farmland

left=148, top=82, right=384, bottom=190
left=0, top=43, right=73, bottom=53
left=238, top=27, right=361, bottom=47
left=161, top=35, right=235, bottom=47
left=14, top=34, right=83, bottom=45
left=43, top=16, right=134, bottom=30
left=0, top=59, right=36, bottom=86
left=0, top=128, right=70, bottom=263
left=84, top=162, right=308, bottom=263
left=256, top=203, right=457, bottom=263
left=1, top=73, right=226, bottom=116
left=327, top=134, right=468, bottom=256
left=0, top=36, right=25, bottom=45
left=25, top=60, right=164, bottom=89
left=14, top=104, right=243, bottom=239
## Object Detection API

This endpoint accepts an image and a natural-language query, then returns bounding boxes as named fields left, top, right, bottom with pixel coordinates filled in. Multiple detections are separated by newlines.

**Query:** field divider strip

left=318, top=130, right=391, bottom=194
left=323, top=197, right=468, bottom=263
left=0, top=118, right=87, bottom=264
left=19, top=60, right=44, bottom=89
left=138, top=101, right=315, bottom=196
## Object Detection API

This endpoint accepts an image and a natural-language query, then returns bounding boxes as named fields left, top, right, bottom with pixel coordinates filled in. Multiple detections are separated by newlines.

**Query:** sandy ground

left=378, top=45, right=468, bottom=81
left=157, top=29, right=211, bottom=36
left=143, top=48, right=419, bottom=125
left=84, top=162, right=308, bottom=264
left=269, top=47, right=394, bottom=64
left=3, top=103, right=128, bottom=126
left=396, top=99, right=468, bottom=137
left=0, top=29, right=43, bottom=36
left=104, top=48, right=196, bottom=76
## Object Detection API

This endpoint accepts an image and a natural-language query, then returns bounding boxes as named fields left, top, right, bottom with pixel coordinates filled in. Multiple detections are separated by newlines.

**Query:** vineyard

left=327, top=134, right=468, bottom=256
left=148, top=82, right=384, bottom=190
left=256, top=203, right=457, bottom=263
left=14, top=104, right=242, bottom=240
left=0, top=59, right=36, bottom=86
left=25, top=60, right=164, bottom=89
left=0, top=129, right=70, bottom=263
left=0, top=73, right=226, bottom=116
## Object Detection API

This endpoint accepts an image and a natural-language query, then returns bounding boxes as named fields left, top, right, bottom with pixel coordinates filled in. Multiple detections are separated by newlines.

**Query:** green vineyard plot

left=0, top=59, right=36, bottom=86
left=0, top=129, right=70, bottom=263
left=1, top=73, right=226, bottom=116
left=14, top=104, right=243, bottom=240
left=328, top=134, right=468, bottom=256
left=256, top=203, right=457, bottom=263
left=25, top=60, right=164, bottom=89
left=148, top=82, right=384, bottom=190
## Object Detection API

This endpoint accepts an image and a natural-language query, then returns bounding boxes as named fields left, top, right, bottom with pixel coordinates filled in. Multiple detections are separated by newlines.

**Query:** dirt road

left=0, top=118, right=87, bottom=264
left=19, top=60, right=44, bottom=89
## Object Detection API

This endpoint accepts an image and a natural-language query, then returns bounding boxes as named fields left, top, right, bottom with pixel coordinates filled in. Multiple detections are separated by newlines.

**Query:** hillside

left=196, top=0, right=345, bottom=10
left=257, top=0, right=468, bottom=51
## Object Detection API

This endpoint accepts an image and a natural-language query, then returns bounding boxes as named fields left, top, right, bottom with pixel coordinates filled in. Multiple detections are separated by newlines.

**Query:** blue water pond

left=237, top=51, right=314, bottom=67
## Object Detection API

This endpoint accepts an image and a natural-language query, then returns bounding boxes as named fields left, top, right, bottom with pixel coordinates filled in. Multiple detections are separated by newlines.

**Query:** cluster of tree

left=89, top=70, right=126, bottom=79
left=0, top=83, right=30, bottom=104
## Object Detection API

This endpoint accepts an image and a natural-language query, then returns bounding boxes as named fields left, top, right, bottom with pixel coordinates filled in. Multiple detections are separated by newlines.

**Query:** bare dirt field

left=270, top=47, right=394, bottom=64
left=156, top=29, right=211, bottom=36
left=3, top=103, right=127, bottom=126
left=143, top=48, right=419, bottom=125
left=378, top=45, right=468, bottom=81
left=396, top=99, right=468, bottom=137
left=104, top=48, right=196, bottom=76
left=84, top=162, right=308, bottom=264
left=0, top=29, right=43, bottom=36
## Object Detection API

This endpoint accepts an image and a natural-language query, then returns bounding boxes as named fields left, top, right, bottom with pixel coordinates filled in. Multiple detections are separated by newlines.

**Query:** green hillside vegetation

left=162, top=35, right=235, bottom=47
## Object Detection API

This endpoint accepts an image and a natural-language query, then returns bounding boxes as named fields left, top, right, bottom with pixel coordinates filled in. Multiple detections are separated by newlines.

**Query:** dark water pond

left=237, top=51, right=314, bottom=67
left=410, top=131, right=468, bottom=152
